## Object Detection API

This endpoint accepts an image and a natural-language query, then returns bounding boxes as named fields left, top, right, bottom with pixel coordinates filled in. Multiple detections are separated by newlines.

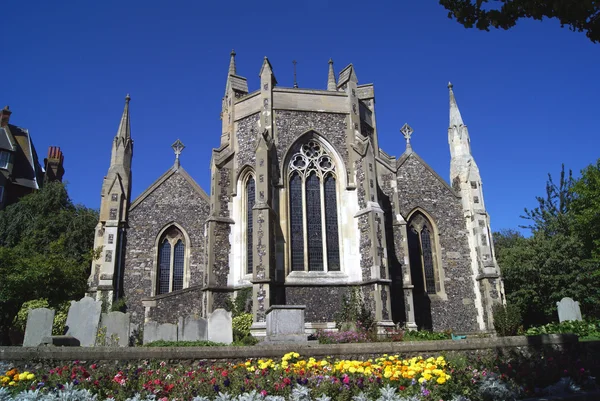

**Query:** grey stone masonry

left=265, top=305, right=307, bottom=343
left=123, top=168, right=210, bottom=328
left=23, top=308, right=55, bottom=347
left=99, top=312, right=130, bottom=347
left=557, top=297, right=582, bottom=322
left=143, top=321, right=177, bottom=344
left=208, top=308, right=233, bottom=345
left=396, top=153, right=479, bottom=332
left=65, top=297, right=103, bottom=347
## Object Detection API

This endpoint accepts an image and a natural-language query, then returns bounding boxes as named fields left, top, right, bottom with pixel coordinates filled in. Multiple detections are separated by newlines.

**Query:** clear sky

left=3, top=1, right=599, bottom=232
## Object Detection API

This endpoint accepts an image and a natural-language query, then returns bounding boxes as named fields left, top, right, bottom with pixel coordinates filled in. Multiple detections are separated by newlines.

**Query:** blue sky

left=3, top=1, right=599, bottom=232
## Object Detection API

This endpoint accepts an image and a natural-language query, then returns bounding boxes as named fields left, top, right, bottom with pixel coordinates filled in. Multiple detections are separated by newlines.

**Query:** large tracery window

left=288, top=140, right=340, bottom=272
left=157, top=226, right=186, bottom=295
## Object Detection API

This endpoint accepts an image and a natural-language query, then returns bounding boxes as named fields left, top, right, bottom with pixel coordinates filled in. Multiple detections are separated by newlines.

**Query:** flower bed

left=0, top=351, right=597, bottom=400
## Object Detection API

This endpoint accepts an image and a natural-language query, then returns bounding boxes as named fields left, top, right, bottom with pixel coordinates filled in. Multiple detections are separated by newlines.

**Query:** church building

left=87, top=52, right=504, bottom=334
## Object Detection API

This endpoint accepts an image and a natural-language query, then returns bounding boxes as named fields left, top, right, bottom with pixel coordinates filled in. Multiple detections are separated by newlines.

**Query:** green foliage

left=232, top=335, right=259, bottom=346
left=12, top=299, right=70, bottom=338
left=232, top=313, right=253, bottom=342
left=439, top=0, right=600, bottom=43
left=0, top=182, right=98, bottom=344
left=225, top=287, right=252, bottom=317
left=492, top=303, right=522, bottom=336
left=335, top=287, right=374, bottom=330
left=525, top=319, right=600, bottom=338
left=143, top=340, right=227, bottom=347
left=494, top=163, right=600, bottom=327
left=403, top=330, right=451, bottom=341
left=110, top=297, right=127, bottom=312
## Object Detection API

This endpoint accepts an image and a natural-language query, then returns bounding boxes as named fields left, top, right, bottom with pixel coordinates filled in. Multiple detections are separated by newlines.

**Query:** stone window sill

left=285, top=271, right=350, bottom=285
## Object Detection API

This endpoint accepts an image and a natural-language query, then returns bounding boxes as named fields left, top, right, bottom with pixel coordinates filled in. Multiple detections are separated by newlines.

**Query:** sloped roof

left=4, top=124, right=43, bottom=189
left=130, top=165, right=209, bottom=211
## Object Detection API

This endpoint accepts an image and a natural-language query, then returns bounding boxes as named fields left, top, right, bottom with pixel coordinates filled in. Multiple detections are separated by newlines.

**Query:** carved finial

left=448, top=81, right=453, bottom=89
left=125, top=94, right=131, bottom=102
left=401, top=123, right=414, bottom=151
left=2, top=105, right=9, bottom=111
left=292, top=60, right=298, bottom=88
left=172, top=139, right=185, bottom=168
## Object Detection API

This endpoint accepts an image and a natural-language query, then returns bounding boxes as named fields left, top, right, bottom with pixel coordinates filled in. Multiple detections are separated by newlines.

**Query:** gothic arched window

left=157, top=226, right=186, bottom=295
left=288, top=140, right=340, bottom=272
left=246, top=176, right=255, bottom=274
left=407, top=212, right=441, bottom=295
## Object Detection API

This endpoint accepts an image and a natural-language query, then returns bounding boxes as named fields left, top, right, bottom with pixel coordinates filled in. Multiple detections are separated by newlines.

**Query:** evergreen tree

left=0, top=182, right=97, bottom=345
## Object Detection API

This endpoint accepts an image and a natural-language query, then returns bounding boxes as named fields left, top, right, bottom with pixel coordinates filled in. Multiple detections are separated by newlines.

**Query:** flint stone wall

left=123, top=171, right=210, bottom=328
left=285, top=286, right=348, bottom=322
left=148, top=287, right=204, bottom=325
left=396, top=154, right=478, bottom=332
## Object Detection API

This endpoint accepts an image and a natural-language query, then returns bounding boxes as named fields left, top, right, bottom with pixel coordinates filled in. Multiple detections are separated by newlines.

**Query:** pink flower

left=343, top=375, right=350, bottom=384
left=260, top=390, right=268, bottom=396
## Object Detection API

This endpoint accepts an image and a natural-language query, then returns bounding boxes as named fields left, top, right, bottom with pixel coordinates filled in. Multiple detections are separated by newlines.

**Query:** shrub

left=13, top=299, right=69, bottom=336
left=493, top=303, right=522, bottom=336
left=110, top=297, right=127, bottom=313
left=403, top=330, right=451, bottom=341
left=525, top=319, right=600, bottom=338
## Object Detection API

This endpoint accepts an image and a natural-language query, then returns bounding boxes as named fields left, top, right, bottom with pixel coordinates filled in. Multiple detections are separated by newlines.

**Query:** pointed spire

left=116, top=94, right=131, bottom=140
left=293, top=60, right=298, bottom=88
left=327, top=58, right=336, bottom=91
left=228, top=49, right=236, bottom=76
left=448, top=82, right=464, bottom=127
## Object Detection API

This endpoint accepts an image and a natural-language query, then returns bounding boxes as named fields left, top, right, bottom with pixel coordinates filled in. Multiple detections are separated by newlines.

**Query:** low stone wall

left=0, top=334, right=589, bottom=363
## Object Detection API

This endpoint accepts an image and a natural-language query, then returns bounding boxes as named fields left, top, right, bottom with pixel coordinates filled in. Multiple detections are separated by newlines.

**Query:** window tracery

left=157, top=226, right=186, bottom=295
left=288, top=139, right=340, bottom=272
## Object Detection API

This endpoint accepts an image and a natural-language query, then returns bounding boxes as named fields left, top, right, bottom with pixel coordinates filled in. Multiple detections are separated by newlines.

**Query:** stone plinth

left=265, top=305, right=307, bottom=343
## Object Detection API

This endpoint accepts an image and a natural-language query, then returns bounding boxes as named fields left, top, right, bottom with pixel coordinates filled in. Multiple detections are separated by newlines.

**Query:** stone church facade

left=87, top=52, right=504, bottom=334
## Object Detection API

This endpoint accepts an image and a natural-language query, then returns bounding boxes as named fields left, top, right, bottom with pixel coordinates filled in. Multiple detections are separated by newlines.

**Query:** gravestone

left=99, top=312, right=130, bottom=347
left=143, top=321, right=177, bottom=344
left=207, top=309, right=233, bottom=344
left=65, top=297, right=102, bottom=347
left=265, top=305, right=307, bottom=343
left=557, top=297, right=582, bottom=322
left=23, top=308, right=55, bottom=347
left=179, top=316, right=208, bottom=342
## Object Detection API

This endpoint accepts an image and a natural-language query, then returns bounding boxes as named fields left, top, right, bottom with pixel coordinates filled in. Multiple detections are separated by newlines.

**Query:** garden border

left=0, top=334, right=581, bottom=361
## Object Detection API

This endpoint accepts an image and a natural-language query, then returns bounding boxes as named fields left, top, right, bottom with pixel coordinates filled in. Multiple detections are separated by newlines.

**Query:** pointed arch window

left=288, top=139, right=340, bottom=272
left=407, top=212, right=441, bottom=295
left=157, top=226, right=186, bottom=295
left=246, top=176, right=255, bottom=274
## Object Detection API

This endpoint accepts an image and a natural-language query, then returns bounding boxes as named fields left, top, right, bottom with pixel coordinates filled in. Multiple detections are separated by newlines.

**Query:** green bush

left=111, top=297, right=127, bottom=312
left=13, top=299, right=69, bottom=336
left=493, top=303, right=522, bottom=336
left=525, top=319, right=600, bottom=338
left=144, top=340, right=226, bottom=347
left=403, top=330, right=451, bottom=341
left=232, top=335, right=260, bottom=346
left=232, top=313, right=253, bottom=342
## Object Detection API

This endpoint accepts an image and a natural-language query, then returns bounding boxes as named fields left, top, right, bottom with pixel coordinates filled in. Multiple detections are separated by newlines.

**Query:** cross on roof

left=400, top=123, right=413, bottom=146
left=172, top=139, right=185, bottom=160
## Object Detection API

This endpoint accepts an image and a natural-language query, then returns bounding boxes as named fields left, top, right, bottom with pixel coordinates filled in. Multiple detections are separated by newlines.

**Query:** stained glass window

left=420, top=227, right=436, bottom=294
left=324, top=174, right=340, bottom=271
left=288, top=139, right=340, bottom=272
left=306, top=173, right=323, bottom=271
left=289, top=173, right=304, bottom=271
left=246, top=177, right=255, bottom=274
left=158, top=240, right=171, bottom=295
left=173, top=240, right=184, bottom=291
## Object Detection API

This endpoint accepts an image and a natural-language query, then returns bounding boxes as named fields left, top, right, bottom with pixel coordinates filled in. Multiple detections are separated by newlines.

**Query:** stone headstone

left=265, top=305, right=307, bottom=343
left=99, top=312, right=131, bottom=347
left=143, top=321, right=177, bottom=344
left=65, top=297, right=102, bottom=347
left=557, top=297, right=582, bottom=322
left=207, top=309, right=233, bottom=344
left=23, top=308, right=55, bottom=347
left=179, top=316, right=208, bottom=342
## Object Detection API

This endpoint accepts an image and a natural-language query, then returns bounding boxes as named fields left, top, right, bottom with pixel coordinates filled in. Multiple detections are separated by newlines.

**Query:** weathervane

left=293, top=60, right=298, bottom=88
left=400, top=123, right=414, bottom=151
left=172, top=139, right=185, bottom=168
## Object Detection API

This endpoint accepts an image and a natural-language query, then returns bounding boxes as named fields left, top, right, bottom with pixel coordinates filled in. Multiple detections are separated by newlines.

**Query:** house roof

left=4, top=124, right=44, bottom=189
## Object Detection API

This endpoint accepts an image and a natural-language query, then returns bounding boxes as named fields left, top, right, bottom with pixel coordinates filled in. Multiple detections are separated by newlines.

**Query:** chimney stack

left=0, top=106, right=11, bottom=127
left=44, top=146, right=65, bottom=182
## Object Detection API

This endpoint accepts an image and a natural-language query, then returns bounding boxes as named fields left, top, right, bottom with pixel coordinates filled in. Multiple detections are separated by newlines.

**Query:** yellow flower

left=8, top=381, right=15, bottom=386
left=26, top=374, right=35, bottom=380
left=437, top=377, right=446, bottom=384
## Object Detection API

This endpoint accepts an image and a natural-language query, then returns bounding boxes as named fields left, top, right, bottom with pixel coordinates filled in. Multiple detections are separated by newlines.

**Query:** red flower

left=399, top=386, right=406, bottom=391
left=90, top=364, right=98, bottom=370
left=221, top=370, right=229, bottom=377
left=164, top=383, right=175, bottom=392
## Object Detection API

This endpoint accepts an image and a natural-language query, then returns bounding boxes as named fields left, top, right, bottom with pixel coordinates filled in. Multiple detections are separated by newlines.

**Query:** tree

left=494, top=163, right=600, bottom=326
left=439, top=0, right=600, bottom=43
left=0, top=182, right=98, bottom=345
